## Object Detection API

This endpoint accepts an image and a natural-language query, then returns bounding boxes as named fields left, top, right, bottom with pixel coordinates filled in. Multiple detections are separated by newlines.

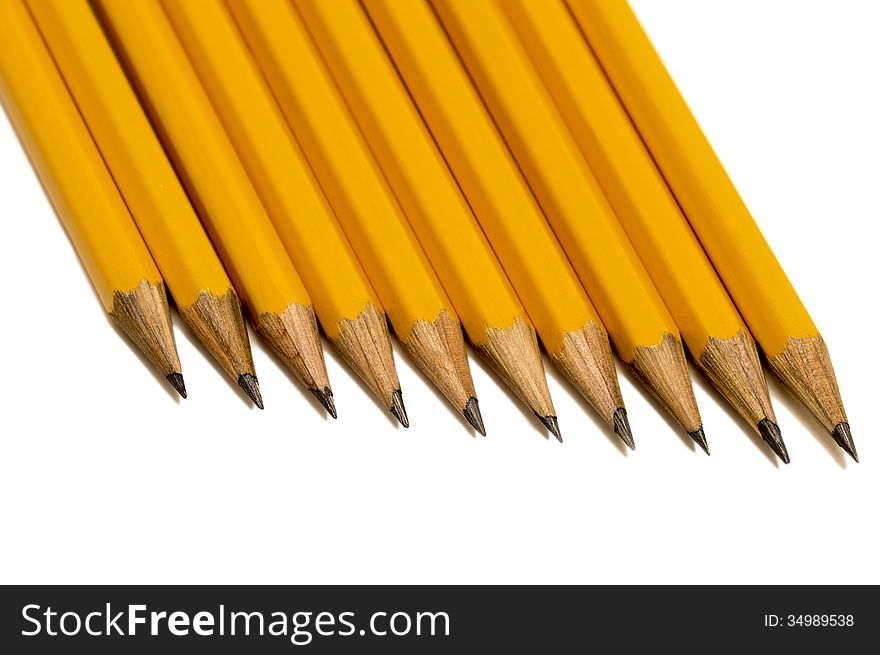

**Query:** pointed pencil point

left=757, top=418, right=788, bottom=464
left=311, top=386, right=337, bottom=418
left=612, top=407, right=635, bottom=450
left=390, top=389, right=409, bottom=428
left=538, top=414, right=562, bottom=442
left=237, top=374, right=264, bottom=409
left=167, top=373, right=187, bottom=399
left=463, top=396, right=485, bottom=435
left=688, top=426, right=709, bottom=455
left=832, top=423, right=858, bottom=463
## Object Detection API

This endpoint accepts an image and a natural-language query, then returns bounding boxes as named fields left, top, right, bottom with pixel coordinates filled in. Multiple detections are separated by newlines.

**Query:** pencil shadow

left=764, top=369, right=847, bottom=468
left=543, top=358, right=629, bottom=456
left=466, top=346, right=553, bottom=441
left=618, top=363, right=696, bottom=454
left=169, top=300, right=260, bottom=409
left=688, top=359, right=779, bottom=468
left=321, top=337, right=400, bottom=429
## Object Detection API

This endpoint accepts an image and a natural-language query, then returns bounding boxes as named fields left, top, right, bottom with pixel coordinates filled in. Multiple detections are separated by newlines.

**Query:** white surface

left=0, top=0, right=877, bottom=585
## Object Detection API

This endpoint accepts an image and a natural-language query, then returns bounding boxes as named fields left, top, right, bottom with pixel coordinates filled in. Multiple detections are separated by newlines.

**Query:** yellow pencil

left=27, top=0, right=261, bottom=408
left=93, top=0, right=334, bottom=415
left=569, top=0, right=855, bottom=461
left=430, top=0, right=706, bottom=450
left=363, top=0, right=631, bottom=446
left=293, top=0, right=569, bottom=439
left=0, top=0, right=183, bottom=397
left=502, top=0, right=788, bottom=462
left=159, top=0, right=404, bottom=425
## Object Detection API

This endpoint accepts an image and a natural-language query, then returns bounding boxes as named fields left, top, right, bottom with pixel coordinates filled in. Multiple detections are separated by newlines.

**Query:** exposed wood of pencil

left=406, top=310, right=481, bottom=433
left=770, top=335, right=854, bottom=461
left=179, top=289, right=260, bottom=408
left=629, top=333, right=706, bottom=454
left=293, top=0, right=554, bottom=435
left=27, top=0, right=259, bottom=405
left=500, top=0, right=782, bottom=459
left=701, top=332, right=788, bottom=461
left=334, top=303, right=405, bottom=425
left=160, top=0, right=401, bottom=423
left=567, top=0, right=853, bottom=459
left=255, top=303, right=334, bottom=416
left=227, top=0, right=478, bottom=429
left=472, top=317, right=556, bottom=438
left=0, top=0, right=183, bottom=397
left=549, top=321, right=632, bottom=448
left=110, top=278, right=182, bottom=395
left=94, top=0, right=331, bottom=410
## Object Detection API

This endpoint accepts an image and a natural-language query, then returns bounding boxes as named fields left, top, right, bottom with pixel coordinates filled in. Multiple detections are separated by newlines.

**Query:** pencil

left=568, top=0, right=855, bottom=461
left=363, top=0, right=631, bottom=447
left=27, top=0, right=261, bottom=408
left=293, top=0, right=561, bottom=439
left=93, top=0, right=333, bottom=415
left=502, top=0, right=788, bottom=462
left=227, top=0, right=482, bottom=433
left=430, top=0, right=706, bottom=451
left=0, top=0, right=183, bottom=397
left=160, top=0, right=404, bottom=425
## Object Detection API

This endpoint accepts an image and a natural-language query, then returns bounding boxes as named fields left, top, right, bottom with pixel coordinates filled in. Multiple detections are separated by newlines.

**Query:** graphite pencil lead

left=689, top=427, right=709, bottom=455
left=238, top=374, right=264, bottom=409
left=390, top=389, right=409, bottom=428
left=758, top=418, right=789, bottom=464
left=463, top=396, right=486, bottom=436
left=613, top=407, right=635, bottom=450
left=167, top=372, right=187, bottom=399
left=832, top=423, right=858, bottom=463
left=312, top=387, right=337, bottom=418
left=539, top=414, right=563, bottom=443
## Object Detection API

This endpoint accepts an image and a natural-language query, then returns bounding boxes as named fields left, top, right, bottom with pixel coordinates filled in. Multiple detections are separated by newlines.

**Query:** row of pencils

left=0, top=0, right=855, bottom=464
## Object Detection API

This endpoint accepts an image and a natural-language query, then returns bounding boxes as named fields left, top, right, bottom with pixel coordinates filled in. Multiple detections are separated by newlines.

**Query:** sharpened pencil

left=0, top=0, right=182, bottom=397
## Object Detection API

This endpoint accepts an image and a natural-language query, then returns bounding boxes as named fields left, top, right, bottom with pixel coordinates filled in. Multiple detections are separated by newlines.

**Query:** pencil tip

left=612, top=407, right=635, bottom=450
left=688, top=426, right=709, bottom=455
left=167, top=373, right=187, bottom=399
left=758, top=418, right=788, bottom=464
left=390, top=389, right=409, bottom=428
left=237, top=374, right=264, bottom=409
left=463, top=396, right=485, bottom=435
left=832, top=422, right=858, bottom=462
left=538, top=414, right=562, bottom=442
left=311, top=386, right=337, bottom=418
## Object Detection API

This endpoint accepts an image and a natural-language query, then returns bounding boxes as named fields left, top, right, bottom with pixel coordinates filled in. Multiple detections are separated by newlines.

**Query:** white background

left=1, top=0, right=878, bottom=585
